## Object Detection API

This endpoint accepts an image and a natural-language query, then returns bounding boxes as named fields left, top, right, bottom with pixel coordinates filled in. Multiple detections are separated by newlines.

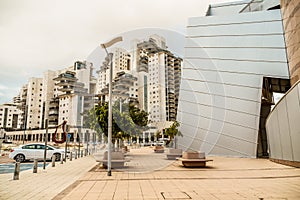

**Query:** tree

left=164, top=121, right=182, bottom=147
left=86, top=101, right=148, bottom=145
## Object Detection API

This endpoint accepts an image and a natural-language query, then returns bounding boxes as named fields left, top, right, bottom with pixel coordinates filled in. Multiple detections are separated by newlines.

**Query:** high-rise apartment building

left=54, top=61, right=95, bottom=127
left=41, top=70, right=59, bottom=128
left=113, top=71, right=138, bottom=103
left=26, top=77, right=43, bottom=129
left=97, top=48, right=131, bottom=96
left=0, top=104, right=22, bottom=129
left=96, top=35, right=182, bottom=125
left=133, top=35, right=182, bottom=123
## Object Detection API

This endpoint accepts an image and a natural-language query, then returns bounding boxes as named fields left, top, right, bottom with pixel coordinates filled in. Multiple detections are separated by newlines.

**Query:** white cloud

left=0, top=0, right=232, bottom=104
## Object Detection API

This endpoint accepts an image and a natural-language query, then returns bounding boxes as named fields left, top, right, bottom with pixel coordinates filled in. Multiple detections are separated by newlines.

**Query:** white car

left=9, top=143, right=65, bottom=162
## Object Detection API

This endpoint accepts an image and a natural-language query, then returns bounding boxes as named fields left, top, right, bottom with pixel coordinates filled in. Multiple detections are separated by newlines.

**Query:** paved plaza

left=0, top=147, right=300, bottom=200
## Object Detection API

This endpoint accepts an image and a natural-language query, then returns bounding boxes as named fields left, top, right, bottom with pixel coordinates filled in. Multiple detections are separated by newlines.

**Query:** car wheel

left=14, top=154, right=25, bottom=162
left=53, top=153, right=61, bottom=161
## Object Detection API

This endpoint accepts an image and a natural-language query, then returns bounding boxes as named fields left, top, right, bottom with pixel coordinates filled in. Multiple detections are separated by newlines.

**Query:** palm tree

left=164, top=121, right=182, bottom=148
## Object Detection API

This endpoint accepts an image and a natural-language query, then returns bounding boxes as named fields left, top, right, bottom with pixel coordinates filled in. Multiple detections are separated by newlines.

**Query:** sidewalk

left=1, top=147, right=300, bottom=200
left=0, top=155, right=97, bottom=200
left=58, top=154, right=300, bottom=200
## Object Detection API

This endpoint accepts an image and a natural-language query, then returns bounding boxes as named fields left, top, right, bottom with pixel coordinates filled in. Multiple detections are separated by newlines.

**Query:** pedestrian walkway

left=57, top=153, right=300, bottom=200
left=1, top=147, right=300, bottom=200
left=0, top=155, right=97, bottom=200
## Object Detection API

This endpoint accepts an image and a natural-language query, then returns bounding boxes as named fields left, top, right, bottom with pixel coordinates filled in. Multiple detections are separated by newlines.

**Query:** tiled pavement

left=0, top=155, right=97, bottom=200
left=1, top=147, right=300, bottom=200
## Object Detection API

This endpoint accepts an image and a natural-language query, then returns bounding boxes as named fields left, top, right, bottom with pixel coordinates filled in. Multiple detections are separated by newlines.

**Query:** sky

left=0, top=0, right=232, bottom=104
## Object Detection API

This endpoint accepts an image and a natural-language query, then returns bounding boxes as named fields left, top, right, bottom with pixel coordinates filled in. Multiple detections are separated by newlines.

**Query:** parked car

left=9, top=143, right=65, bottom=162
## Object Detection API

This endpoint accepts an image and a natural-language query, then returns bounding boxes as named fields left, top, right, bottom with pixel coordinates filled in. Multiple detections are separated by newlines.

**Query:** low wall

left=266, top=80, right=300, bottom=167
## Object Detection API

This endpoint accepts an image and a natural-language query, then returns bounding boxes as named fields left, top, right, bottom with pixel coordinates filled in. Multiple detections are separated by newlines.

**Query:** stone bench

left=153, top=145, right=164, bottom=153
left=177, top=151, right=212, bottom=167
left=166, top=148, right=182, bottom=160
left=99, top=151, right=126, bottom=169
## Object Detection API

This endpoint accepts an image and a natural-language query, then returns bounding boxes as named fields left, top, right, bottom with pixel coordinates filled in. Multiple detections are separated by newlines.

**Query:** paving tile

left=1, top=148, right=300, bottom=200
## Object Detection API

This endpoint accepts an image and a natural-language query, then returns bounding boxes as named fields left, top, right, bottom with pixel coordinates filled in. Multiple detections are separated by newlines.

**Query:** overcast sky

left=0, top=0, right=232, bottom=104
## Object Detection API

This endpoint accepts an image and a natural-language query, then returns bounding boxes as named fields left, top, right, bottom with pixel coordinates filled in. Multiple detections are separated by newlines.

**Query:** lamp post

left=101, top=36, right=123, bottom=176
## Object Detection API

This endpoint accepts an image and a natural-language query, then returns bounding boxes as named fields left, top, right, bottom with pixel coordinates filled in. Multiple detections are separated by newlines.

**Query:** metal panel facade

left=266, top=82, right=300, bottom=162
left=178, top=9, right=289, bottom=157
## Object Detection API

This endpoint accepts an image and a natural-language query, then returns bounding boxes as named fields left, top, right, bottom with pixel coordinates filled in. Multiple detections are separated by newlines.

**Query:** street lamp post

left=101, top=36, right=122, bottom=176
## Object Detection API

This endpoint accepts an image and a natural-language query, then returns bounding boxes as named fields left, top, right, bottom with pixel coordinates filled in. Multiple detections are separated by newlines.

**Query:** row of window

left=31, top=93, right=42, bottom=97
left=0, top=109, right=18, bottom=112
left=0, top=123, right=11, bottom=126
left=32, top=82, right=43, bottom=86
left=31, top=88, right=43, bottom=91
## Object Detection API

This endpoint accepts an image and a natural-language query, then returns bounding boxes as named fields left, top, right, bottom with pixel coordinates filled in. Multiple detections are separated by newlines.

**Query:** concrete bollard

left=70, top=152, right=73, bottom=161
left=81, top=150, right=83, bottom=157
left=60, top=154, right=64, bottom=164
left=13, top=162, right=20, bottom=180
left=33, top=159, right=38, bottom=173
left=52, top=155, right=55, bottom=167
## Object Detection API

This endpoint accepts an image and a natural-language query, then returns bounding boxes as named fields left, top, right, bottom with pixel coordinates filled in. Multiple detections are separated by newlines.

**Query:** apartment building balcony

left=21, top=93, right=27, bottom=99
left=137, top=64, right=148, bottom=73
left=139, top=56, right=148, bottom=65
left=114, top=78, right=132, bottom=86
left=50, top=98, right=59, bottom=104
left=49, top=119, right=58, bottom=126
left=167, top=56, right=173, bottom=62
left=54, top=71, right=77, bottom=80
left=57, top=86, right=74, bottom=92
left=114, top=80, right=136, bottom=90
left=49, top=106, right=59, bottom=111
left=21, top=98, right=27, bottom=104
left=174, top=59, right=181, bottom=64
left=168, top=99, right=175, bottom=105
left=167, top=90, right=175, bottom=95
left=169, top=112, right=176, bottom=118
left=55, top=81, right=75, bottom=87
left=169, top=112, right=176, bottom=117
left=49, top=110, right=59, bottom=116
left=167, top=81, right=175, bottom=87
left=167, top=103, right=175, bottom=108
